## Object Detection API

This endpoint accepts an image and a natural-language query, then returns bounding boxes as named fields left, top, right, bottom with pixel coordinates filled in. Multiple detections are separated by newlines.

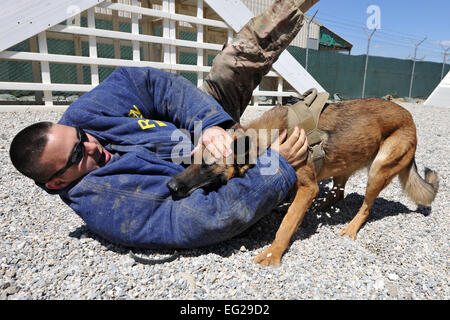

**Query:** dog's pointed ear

left=233, top=135, right=251, bottom=164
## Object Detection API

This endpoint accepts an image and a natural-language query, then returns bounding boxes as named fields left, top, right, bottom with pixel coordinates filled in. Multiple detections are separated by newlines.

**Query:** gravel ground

left=0, top=102, right=448, bottom=300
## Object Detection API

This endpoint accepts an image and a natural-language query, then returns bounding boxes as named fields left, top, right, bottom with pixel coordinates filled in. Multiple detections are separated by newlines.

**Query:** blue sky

left=309, top=0, right=450, bottom=63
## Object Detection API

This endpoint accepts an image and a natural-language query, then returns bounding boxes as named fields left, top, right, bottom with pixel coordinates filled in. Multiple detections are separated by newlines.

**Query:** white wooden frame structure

left=0, top=0, right=323, bottom=109
left=424, top=71, right=450, bottom=107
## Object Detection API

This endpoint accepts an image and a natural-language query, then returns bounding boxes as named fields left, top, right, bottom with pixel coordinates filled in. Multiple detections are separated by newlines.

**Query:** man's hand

left=271, top=126, right=308, bottom=171
left=191, top=126, right=233, bottom=159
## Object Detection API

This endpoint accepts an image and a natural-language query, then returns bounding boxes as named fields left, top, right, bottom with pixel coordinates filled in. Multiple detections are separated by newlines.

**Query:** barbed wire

left=314, top=11, right=446, bottom=59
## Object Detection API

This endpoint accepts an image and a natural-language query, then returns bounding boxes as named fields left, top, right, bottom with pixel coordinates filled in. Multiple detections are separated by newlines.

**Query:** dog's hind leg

left=339, top=131, right=416, bottom=239
left=254, top=164, right=319, bottom=267
left=313, top=175, right=350, bottom=211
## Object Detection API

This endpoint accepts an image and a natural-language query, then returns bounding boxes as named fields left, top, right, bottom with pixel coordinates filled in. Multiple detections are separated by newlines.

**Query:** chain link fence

left=287, top=46, right=449, bottom=100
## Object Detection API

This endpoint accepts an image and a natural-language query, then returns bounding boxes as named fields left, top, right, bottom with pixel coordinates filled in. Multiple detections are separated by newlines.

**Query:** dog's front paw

left=253, top=248, right=282, bottom=267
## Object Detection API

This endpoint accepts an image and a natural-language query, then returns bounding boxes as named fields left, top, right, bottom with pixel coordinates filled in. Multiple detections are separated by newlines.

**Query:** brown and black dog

left=167, top=98, right=439, bottom=267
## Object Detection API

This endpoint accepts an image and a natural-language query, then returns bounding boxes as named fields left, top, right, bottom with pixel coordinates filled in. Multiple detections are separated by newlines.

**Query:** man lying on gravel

left=9, top=0, right=318, bottom=249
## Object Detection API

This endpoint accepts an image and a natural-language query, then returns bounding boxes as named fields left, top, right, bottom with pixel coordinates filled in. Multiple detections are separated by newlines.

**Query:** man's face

left=40, top=124, right=113, bottom=190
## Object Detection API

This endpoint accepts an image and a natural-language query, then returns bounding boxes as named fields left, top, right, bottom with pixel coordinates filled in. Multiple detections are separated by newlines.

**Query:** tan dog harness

left=286, top=88, right=329, bottom=173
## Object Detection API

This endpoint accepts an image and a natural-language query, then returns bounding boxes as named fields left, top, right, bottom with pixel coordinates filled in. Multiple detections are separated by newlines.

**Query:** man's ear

left=45, top=178, right=68, bottom=190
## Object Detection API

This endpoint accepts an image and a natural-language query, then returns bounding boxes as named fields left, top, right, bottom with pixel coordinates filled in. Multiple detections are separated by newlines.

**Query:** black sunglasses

left=43, top=127, right=88, bottom=183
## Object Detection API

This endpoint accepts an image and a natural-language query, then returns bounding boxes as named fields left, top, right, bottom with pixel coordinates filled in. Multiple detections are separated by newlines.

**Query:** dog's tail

left=398, top=157, right=439, bottom=206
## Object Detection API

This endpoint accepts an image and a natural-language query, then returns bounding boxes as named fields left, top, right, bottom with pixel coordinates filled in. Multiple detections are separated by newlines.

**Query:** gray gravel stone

left=0, top=102, right=448, bottom=300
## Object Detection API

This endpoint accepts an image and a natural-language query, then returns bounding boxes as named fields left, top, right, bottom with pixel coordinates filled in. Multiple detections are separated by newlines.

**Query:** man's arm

left=60, top=67, right=233, bottom=134
left=123, top=67, right=235, bottom=132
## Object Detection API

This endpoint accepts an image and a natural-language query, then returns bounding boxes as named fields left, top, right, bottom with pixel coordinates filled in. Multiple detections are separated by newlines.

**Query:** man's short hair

left=9, top=121, right=54, bottom=183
